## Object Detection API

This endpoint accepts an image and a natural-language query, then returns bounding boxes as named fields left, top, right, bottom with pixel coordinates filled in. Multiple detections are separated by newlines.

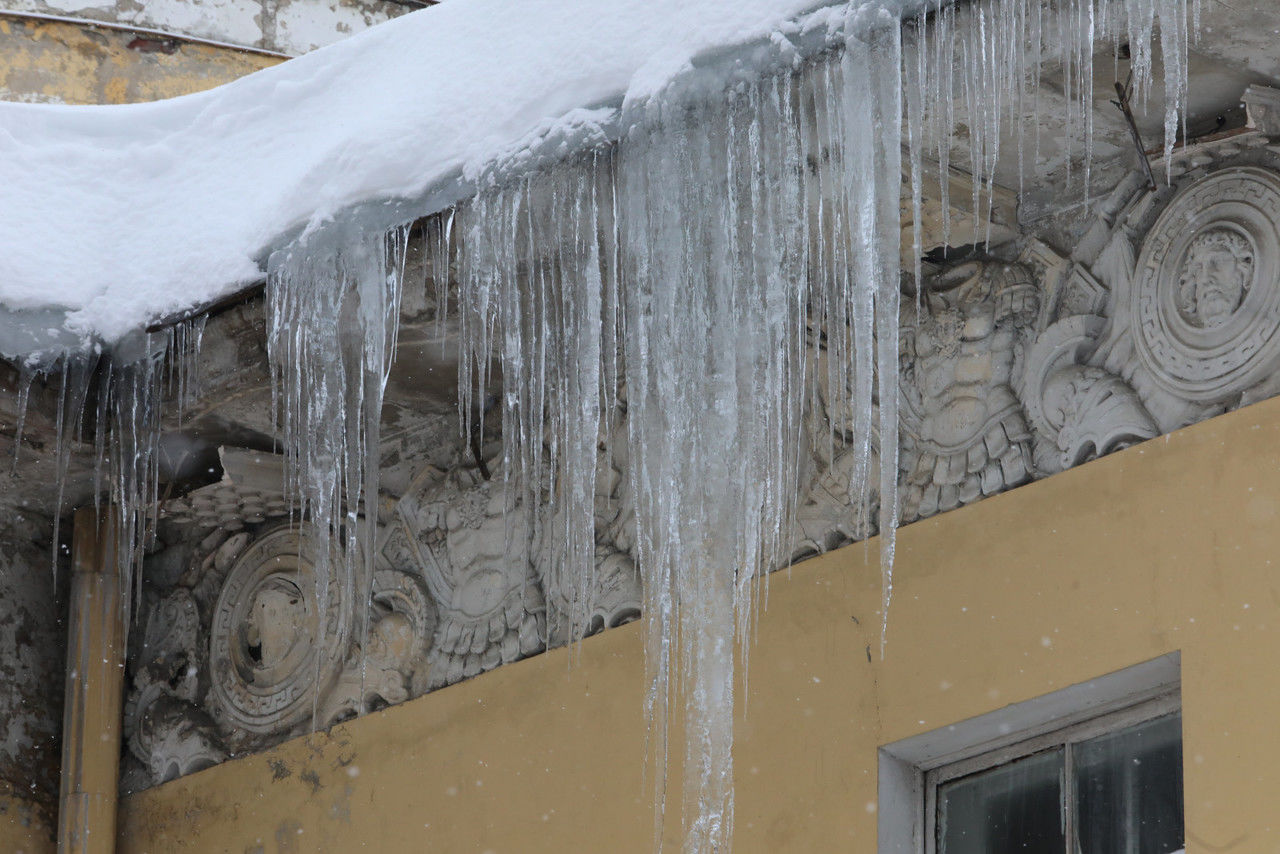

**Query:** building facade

left=2, top=1, right=1279, bottom=852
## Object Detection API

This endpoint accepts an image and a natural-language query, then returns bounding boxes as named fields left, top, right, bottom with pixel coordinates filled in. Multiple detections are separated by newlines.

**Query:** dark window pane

left=1074, top=712, right=1183, bottom=854
left=938, top=749, right=1066, bottom=854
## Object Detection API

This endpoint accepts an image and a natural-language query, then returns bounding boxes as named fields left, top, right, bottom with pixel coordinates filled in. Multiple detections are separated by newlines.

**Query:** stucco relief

left=541, top=403, right=642, bottom=644
left=1057, top=132, right=1280, bottom=434
left=1175, top=229, right=1255, bottom=329
left=130, top=432, right=641, bottom=785
left=386, top=461, right=548, bottom=690
left=883, top=138, right=1280, bottom=513
left=380, top=429, right=641, bottom=690
left=789, top=330, right=882, bottom=560
left=124, top=544, right=230, bottom=790
left=318, top=568, right=436, bottom=724
left=206, top=525, right=354, bottom=745
left=129, top=477, right=436, bottom=783
left=129, top=134, right=1280, bottom=788
left=899, top=260, right=1039, bottom=521
left=795, top=152, right=1280, bottom=527
left=797, top=247, right=1151, bottom=534
left=1021, top=315, right=1157, bottom=473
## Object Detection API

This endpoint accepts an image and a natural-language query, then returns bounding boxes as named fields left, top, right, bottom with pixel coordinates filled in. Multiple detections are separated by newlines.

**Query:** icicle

left=48, top=361, right=69, bottom=577
left=905, top=14, right=927, bottom=316
left=612, top=53, right=823, bottom=848
left=939, top=2, right=954, bottom=246
left=266, top=222, right=408, bottom=723
left=49, top=354, right=96, bottom=582
left=1031, top=0, right=1044, bottom=179
left=108, top=344, right=167, bottom=625
left=838, top=7, right=902, bottom=657
left=9, top=362, right=33, bottom=475
left=1156, top=0, right=1188, bottom=174
left=79, top=0, right=1187, bottom=847
left=1084, top=0, right=1097, bottom=198
left=425, top=211, right=454, bottom=339
left=451, top=152, right=616, bottom=651
left=170, top=314, right=206, bottom=423
left=92, top=360, right=112, bottom=516
left=862, top=10, right=903, bottom=655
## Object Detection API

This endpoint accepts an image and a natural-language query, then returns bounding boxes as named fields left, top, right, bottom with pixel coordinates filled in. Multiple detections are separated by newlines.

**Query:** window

left=878, top=653, right=1183, bottom=854
left=926, top=696, right=1183, bottom=854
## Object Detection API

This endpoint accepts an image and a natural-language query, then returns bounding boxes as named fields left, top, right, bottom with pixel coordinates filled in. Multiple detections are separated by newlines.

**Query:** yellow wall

left=0, top=790, right=53, bottom=854
left=0, top=15, right=280, bottom=105
left=119, top=395, right=1280, bottom=853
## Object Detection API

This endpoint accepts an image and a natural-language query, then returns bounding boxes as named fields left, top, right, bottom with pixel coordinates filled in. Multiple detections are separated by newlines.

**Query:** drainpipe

left=57, top=507, right=124, bottom=854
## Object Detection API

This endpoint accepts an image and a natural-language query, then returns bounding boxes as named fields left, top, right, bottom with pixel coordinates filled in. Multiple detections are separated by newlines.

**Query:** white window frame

left=923, top=693, right=1180, bottom=853
left=877, top=652, right=1181, bottom=854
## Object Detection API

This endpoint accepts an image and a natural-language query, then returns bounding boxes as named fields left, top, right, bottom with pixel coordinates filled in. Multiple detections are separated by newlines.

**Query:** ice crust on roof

left=0, top=0, right=867, bottom=355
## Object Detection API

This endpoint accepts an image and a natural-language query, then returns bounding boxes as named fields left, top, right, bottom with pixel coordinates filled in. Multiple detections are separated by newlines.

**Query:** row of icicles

left=11, top=0, right=1191, bottom=850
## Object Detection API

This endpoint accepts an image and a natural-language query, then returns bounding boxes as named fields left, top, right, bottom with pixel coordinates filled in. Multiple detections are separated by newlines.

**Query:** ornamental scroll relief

left=128, top=132, right=1280, bottom=788
left=123, top=520, right=439, bottom=789
left=127, top=437, right=641, bottom=789
left=790, top=131, right=1280, bottom=554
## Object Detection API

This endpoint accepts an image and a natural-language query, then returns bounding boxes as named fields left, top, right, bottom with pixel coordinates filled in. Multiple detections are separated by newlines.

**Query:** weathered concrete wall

left=117, top=394, right=1280, bottom=852
left=0, top=791, right=53, bottom=854
left=0, top=0, right=413, bottom=56
left=0, top=14, right=281, bottom=104
left=0, top=534, right=63, bottom=853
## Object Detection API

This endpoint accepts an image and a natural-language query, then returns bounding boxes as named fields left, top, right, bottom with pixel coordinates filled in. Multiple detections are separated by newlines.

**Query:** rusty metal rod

left=1113, top=78, right=1158, bottom=193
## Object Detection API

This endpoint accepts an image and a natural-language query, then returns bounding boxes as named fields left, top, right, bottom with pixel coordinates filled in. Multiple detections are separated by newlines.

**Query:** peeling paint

left=0, top=790, right=54, bottom=853
left=0, top=15, right=281, bottom=105
left=0, top=537, right=63, bottom=825
left=1, top=0, right=413, bottom=55
left=297, top=769, right=321, bottom=796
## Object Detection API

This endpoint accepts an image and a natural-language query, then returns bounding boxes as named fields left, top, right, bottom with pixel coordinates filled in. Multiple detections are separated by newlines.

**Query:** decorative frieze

left=206, top=526, right=351, bottom=744
left=385, top=462, right=548, bottom=690
left=127, top=133, right=1280, bottom=788
left=899, top=260, right=1039, bottom=521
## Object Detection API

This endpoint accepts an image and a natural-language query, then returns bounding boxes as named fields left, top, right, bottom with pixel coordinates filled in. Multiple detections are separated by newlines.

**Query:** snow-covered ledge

left=0, top=1, right=1210, bottom=849
left=0, top=0, right=884, bottom=359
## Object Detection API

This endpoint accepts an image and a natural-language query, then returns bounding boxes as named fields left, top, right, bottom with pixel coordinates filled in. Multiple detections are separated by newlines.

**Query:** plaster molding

left=128, top=151, right=1280, bottom=786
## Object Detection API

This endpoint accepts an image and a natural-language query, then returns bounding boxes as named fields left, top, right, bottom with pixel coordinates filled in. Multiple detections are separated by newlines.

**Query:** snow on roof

left=0, top=0, right=862, bottom=357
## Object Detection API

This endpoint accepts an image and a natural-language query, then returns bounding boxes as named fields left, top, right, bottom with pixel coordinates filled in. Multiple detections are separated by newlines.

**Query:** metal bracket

left=1112, top=74, right=1158, bottom=193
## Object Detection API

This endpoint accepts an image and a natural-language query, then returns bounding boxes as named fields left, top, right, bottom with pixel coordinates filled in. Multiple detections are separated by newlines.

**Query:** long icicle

left=211, top=1, right=1195, bottom=850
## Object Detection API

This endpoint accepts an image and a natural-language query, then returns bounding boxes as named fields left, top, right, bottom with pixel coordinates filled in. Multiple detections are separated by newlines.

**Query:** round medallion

left=1132, top=167, right=1280, bottom=402
left=370, top=568, right=437, bottom=655
left=208, top=526, right=352, bottom=735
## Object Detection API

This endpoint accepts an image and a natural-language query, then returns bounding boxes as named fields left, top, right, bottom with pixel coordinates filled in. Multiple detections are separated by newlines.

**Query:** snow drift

left=0, top=0, right=880, bottom=356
